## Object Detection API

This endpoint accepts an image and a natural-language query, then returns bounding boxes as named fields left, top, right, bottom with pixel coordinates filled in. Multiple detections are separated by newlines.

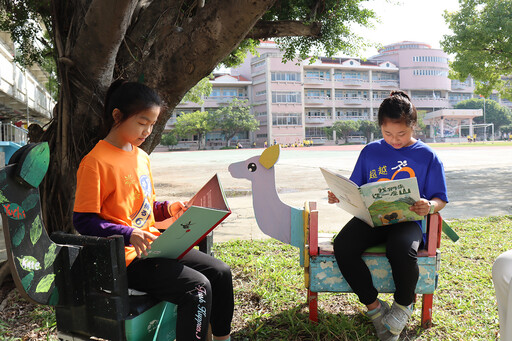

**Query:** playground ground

left=150, top=143, right=512, bottom=243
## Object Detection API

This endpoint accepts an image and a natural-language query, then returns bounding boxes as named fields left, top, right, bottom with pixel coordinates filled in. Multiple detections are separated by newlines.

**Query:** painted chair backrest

left=0, top=142, right=79, bottom=305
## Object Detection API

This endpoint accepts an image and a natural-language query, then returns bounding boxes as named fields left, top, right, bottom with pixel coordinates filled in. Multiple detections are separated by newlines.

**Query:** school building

left=0, top=32, right=55, bottom=164
left=170, top=40, right=510, bottom=147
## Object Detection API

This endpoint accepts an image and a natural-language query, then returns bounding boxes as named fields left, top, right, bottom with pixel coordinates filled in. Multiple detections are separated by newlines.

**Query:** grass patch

left=2, top=216, right=511, bottom=340
left=212, top=216, right=512, bottom=340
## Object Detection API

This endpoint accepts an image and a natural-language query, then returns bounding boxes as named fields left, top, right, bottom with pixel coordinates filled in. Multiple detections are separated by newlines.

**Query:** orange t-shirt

left=74, top=140, right=161, bottom=266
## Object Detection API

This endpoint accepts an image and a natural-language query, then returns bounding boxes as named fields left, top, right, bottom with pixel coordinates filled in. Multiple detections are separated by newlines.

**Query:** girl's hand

left=168, top=201, right=188, bottom=219
left=130, top=228, right=157, bottom=258
left=409, top=198, right=430, bottom=216
left=328, top=191, right=340, bottom=204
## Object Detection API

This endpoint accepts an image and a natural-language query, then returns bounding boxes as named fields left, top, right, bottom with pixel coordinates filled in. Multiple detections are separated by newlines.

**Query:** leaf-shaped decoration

left=17, top=255, right=41, bottom=271
left=22, top=193, right=39, bottom=212
left=44, top=243, right=58, bottom=269
left=30, top=215, right=42, bottom=245
left=17, top=142, right=49, bottom=188
left=0, top=189, right=8, bottom=204
left=2, top=203, right=26, bottom=220
left=48, top=287, right=59, bottom=306
left=12, top=223, right=25, bottom=248
left=21, top=271, right=34, bottom=291
left=35, top=274, right=55, bottom=293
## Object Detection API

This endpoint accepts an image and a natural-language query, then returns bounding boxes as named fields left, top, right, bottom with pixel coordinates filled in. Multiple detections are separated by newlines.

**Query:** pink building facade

left=170, top=41, right=510, bottom=147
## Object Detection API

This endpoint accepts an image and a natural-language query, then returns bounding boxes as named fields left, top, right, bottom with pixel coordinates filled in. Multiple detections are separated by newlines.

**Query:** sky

left=350, top=0, right=461, bottom=58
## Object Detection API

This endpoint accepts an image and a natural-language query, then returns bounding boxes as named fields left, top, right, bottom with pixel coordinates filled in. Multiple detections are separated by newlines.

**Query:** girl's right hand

left=130, top=228, right=158, bottom=257
left=328, top=191, right=340, bottom=204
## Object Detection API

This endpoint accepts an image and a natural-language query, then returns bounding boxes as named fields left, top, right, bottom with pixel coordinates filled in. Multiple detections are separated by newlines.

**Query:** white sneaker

left=382, top=301, right=413, bottom=336
left=367, top=300, right=398, bottom=340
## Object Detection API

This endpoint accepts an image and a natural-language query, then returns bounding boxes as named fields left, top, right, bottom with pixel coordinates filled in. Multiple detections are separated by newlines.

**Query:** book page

left=187, top=174, right=229, bottom=211
left=320, top=168, right=372, bottom=226
left=359, top=177, right=423, bottom=227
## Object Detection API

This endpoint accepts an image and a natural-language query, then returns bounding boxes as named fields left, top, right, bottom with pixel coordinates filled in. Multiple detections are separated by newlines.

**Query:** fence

left=0, top=122, right=28, bottom=144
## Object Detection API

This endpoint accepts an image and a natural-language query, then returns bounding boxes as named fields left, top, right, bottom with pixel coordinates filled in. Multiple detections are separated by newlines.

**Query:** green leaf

left=35, top=274, right=55, bottom=293
left=2, top=203, right=26, bottom=220
left=30, top=215, right=42, bottom=245
left=17, top=255, right=41, bottom=271
left=0, top=189, right=8, bottom=204
left=22, top=193, right=39, bottom=212
left=12, top=223, right=25, bottom=248
left=20, top=271, right=34, bottom=291
left=44, top=243, right=57, bottom=269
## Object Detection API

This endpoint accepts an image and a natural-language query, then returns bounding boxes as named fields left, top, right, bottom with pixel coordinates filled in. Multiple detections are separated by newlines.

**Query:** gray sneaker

left=382, top=301, right=413, bottom=336
left=367, top=300, right=398, bottom=341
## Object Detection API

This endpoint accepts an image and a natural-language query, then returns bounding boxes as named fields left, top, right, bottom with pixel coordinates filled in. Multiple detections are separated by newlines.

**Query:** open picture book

left=320, top=168, right=424, bottom=227
left=143, top=174, right=231, bottom=259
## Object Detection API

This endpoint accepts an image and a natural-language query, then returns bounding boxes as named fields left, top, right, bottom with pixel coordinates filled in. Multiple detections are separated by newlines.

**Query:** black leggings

left=126, top=249, right=234, bottom=340
left=333, top=218, right=423, bottom=306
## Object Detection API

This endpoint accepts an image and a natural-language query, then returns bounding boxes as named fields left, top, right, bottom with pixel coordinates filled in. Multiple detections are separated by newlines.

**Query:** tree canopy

left=441, top=0, right=512, bottom=99
left=174, top=110, right=213, bottom=149
left=212, top=98, right=258, bottom=146
left=358, top=120, right=379, bottom=144
left=454, top=98, right=512, bottom=131
left=0, top=0, right=378, bottom=233
left=332, top=120, right=360, bottom=144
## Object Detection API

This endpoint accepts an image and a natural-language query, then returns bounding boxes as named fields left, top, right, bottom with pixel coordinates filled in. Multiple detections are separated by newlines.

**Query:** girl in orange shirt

left=73, top=80, right=233, bottom=341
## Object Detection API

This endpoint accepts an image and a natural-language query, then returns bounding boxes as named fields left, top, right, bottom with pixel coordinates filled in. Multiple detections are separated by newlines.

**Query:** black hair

left=377, top=90, right=417, bottom=127
left=103, top=79, right=162, bottom=133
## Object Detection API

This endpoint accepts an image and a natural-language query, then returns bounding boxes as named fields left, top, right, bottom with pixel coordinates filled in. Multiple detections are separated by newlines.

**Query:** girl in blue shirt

left=328, top=91, right=448, bottom=340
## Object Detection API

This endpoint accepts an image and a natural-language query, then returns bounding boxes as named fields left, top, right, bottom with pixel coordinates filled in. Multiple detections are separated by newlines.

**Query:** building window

left=305, top=89, right=331, bottom=98
left=305, top=127, right=327, bottom=138
left=255, top=90, right=266, bottom=97
left=209, top=87, right=247, bottom=99
left=412, top=56, right=448, bottom=63
left=253, top=60, right=266, bottom=68
left=306, top=109, right=331, bottom=117
left=304, top=70, right=330, bottom=81
left=412, top=69, right=449, bottom=77
left=272, top=91, right=301, bottom=103
left=256, top=133, right=268, bottom=138
left=272, top=113, right=302, bottom=126
left=271, top=72, right=301, bottom=82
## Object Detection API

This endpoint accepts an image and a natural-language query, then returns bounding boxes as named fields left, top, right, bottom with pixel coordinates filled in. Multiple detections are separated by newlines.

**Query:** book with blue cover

left=320, top=167, right=423, bottom=227
left=144, top=174, right=230, bottom=259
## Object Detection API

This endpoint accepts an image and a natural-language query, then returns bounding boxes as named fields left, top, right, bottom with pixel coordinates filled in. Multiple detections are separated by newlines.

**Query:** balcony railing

left=305, top=116, right=328, bottom=123
left=206, top=96, right=248, bottom=103
left=341, top=78, right=366, bottom=86
left=343, top=97, right=364, bottom=105
left=0, top=45, right=54, bottom=121
left=305, top=96, right=329, bottom=104
left=303, top=77, right=329, bottom=84
left=374, top=80, right=399, bottom=87
left=334, top=115, right=367, bottom=121
left=0, top=122, right=28, bottom=144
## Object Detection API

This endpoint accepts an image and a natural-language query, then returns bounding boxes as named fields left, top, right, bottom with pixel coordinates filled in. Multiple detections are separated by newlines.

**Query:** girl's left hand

left=168, top=201, right=189, bottom=219
left=409, top=198, right=430, bottom=216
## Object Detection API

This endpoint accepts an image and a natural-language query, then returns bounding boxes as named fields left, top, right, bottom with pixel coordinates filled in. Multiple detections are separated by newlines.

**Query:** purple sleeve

left=73, top=212, right=134, bottom=245
left=153, top=201, right=172, bottom=222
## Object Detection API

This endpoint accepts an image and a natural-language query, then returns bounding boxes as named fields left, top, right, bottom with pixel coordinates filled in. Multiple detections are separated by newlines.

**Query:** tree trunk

left=41, top=0, right=276, bottom=233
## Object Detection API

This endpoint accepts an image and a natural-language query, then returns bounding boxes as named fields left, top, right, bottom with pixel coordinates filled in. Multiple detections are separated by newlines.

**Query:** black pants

left=126, top=249, right=234, bottom=340
left=333, top=218, right=423, bottom=306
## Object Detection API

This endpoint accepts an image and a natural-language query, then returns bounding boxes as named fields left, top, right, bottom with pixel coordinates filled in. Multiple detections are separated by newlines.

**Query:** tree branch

left=71, top=0, right=139, bottom=90
left=246, top=20, right=322, bottom=39
left=120, top=0, right=277, bottom=151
